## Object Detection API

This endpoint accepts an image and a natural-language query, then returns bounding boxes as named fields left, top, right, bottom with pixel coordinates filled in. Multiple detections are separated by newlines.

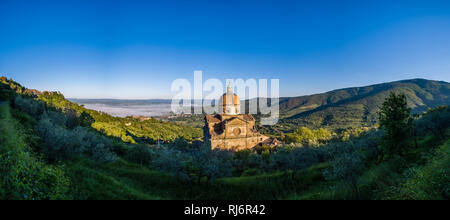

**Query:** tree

left=416, top=105, right=450, bottom=139
left=14, top=96, right=44, bottom=117
left=323, top=151, right=364, bottom=198
left=378, top=92, right=412, bottom=159
left=79, top=111, right=95, bottom=127
left=190, top=144, right=232, bottom=184
left=37, top=114, right=116, bottom=163
left=284, top=127, right=333, bottom=146
left=270, top=146, right=318, bottom=180
left=125, top=144, right=154, bottom=166
left=65, top=108, right=79, bottom=129
left=0, top=84, right=13, bottom=101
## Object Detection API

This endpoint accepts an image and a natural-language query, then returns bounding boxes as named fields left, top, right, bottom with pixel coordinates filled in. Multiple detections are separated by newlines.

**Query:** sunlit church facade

left=204, top=84, right=280, bottom=150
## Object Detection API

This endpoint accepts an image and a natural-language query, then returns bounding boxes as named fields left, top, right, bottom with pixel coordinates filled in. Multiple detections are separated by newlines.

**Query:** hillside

left=0, top=77, right=203, bottom=144
left=257, top=79, right=450, bottom=134
left=0, top=76, right=449, bottom=200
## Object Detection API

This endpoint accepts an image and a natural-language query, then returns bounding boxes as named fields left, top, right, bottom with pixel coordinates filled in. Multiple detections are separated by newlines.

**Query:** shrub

left=152, top=144, right=233, bottom=187
left=0, top=104, right=70, bottom=199
left=393, top=141, right=450, bottom=199
left=270, top=146, right=319, bottom=179
left=37, top=114, right=116, bottom=163
left=323, top=151, right=364, bottom=198
left=415, top=105, right=450, bottom=138
left=285, top=127, right=333, bottom=146
left=125, top=144, right=155, bottom=166
left=14, top=96, right=44, bottom=117
left=0, top=152, right=70, bottom=199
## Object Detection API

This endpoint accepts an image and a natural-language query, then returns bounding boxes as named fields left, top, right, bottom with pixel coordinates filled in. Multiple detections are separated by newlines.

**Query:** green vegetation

left=165, top=113, right=205, bottom=128
left=0, top=77, right=449, bottom=200
left=0, top=102, right=69, bottom=199
left=284, top=127, right=333, bottom=145
left=261, top=78, right=450, bottom=135
left=378, top=92, right=413, bottom=159
left=37, top=91, right=203, bottom=143
left=168, top=78, right=450, bottom=138
left=392, top=141, right=450, bottom=200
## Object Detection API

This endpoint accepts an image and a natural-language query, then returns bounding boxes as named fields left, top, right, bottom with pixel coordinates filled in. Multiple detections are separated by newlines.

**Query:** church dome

left=220, top=84, right=240, bottom=115
left=221, top=93, right=240, bottom=105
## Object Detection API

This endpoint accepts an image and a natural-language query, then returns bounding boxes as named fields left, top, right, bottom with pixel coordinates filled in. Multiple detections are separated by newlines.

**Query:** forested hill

left=0, top=76, right=202, bottom=144
left=1, top=76, right=449, bottom=200
left=260, top=79, right=450, bottom=133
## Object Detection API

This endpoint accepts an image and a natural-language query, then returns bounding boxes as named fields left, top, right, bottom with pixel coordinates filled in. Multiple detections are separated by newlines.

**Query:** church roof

left=206, top=114, right=254, bottom=124
left=221, top=84, right=240, bottom=106
left=205, top=114, right=221, bottom=123
left=261, top=138, right=281, bottom=146
left=224, top=117, right=249, bottom=125
left=242, top=114, right=254, bottom=121
left=221, top=93, right=240, bottom=105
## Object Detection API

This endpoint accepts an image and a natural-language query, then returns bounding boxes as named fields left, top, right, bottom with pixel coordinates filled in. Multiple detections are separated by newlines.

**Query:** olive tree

left=323, top=151, right=364, bottom=198
left=270, top=146, right=319, bottom=180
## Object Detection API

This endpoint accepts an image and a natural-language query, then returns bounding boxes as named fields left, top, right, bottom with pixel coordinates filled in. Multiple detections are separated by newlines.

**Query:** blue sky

left=1, top=0, right=450, bottom=99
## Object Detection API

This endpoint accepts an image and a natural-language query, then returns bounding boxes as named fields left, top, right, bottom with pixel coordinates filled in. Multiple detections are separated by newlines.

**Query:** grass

left=65, top=159, right=169, bottom=199
left=0, top=102, right=26, bottom=153
left=0, top=102, right=69, bottom=199
left=64, top=159, right=330, bottom=200
left=200, top=162, right=329, bottom=200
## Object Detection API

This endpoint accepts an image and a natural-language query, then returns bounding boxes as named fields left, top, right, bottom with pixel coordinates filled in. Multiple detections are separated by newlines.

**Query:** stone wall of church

left=224, top=124, right=248, bottom=137
left=204, top=113, right=275, bottom=151
left=210, top=135, right=270, bottom=151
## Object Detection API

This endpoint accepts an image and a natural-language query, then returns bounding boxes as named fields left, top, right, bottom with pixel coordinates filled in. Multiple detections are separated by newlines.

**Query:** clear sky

left=1, top=0, right=450, bottom=99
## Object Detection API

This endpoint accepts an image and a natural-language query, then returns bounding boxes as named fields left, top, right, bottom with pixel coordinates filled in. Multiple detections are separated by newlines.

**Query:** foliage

left=37, top=91, right=203, bottom=143
left=270, top=146, right=319, bottom=179
left=391, top=140, right=450, bottom=200
left=284, top=127, right=333, bottom=145
left=125, top=144, right=155, bottom=166
left=14, top=96, right=44, bottom=117
left=152, top=143, right=233, bottom=187
left=37, top=114, right=117, bottom=163
left=415, top=105, right=450, bottom=138
left=260, top=79, right=450, bottom=136
left=0, top=103, right=70, bottom=199
left=323, top=151, right=364, bottom=197
left=337, top=127, right=372, bottom=142
left=2, top=76, right=450, bottom=200
left=233, top=149, right=268, bottom=176
left=378, top=92, right=413, bottom=159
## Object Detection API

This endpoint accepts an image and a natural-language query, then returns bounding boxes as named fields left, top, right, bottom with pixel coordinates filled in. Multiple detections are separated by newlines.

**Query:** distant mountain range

left=257, top=78, right=450, bottom=133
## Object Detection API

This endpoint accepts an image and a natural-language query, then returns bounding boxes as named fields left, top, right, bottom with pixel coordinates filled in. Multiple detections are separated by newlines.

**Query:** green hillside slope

left=0, top=102, right=70, bottom=199
left=1, top=76, right=449, bottom=200
left=1, top=77, right=203, bottom=144
left=261, top=79, right=450, bottom=134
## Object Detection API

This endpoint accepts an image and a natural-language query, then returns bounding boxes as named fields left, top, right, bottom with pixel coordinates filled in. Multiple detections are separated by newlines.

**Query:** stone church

left=204, top=84, right=280, bottom=150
